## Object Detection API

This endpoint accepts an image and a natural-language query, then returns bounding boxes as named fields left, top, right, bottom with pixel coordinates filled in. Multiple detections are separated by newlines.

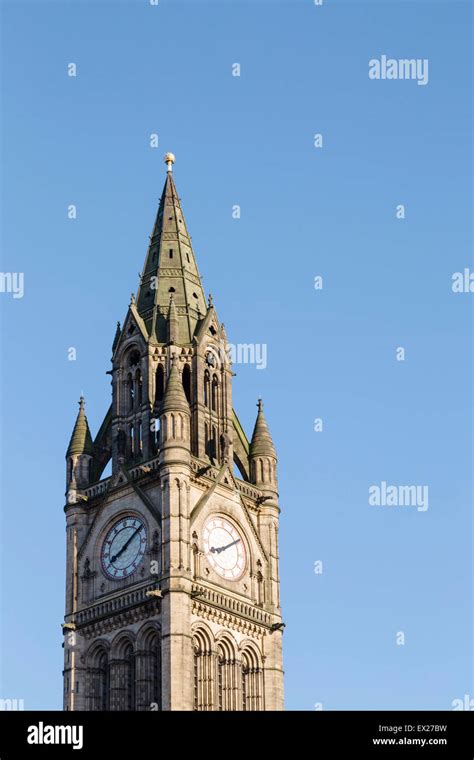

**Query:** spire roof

left=136, top=154, right=208, bottom=344
left=67, top=397, right=94, bottom=457
left=161, top=356, right=190, bottom=415
left=249, top=399, right=276, bottom=459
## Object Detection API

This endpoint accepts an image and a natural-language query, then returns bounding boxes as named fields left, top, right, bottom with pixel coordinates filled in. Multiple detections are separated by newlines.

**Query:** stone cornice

left=74, top=584, right=160, bottom=640
left=191, top=583, right=270, bottom=639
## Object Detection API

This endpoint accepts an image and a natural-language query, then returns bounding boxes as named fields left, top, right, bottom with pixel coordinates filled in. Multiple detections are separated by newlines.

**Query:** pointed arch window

left=127, top=372, right=134, bottom=412
left=137, top=420, right=142, bottom=455
left=241, top=648, right=263, bottom=711
left=217, top=655, right=224, bottom=711
left=192, top=629, right=213, bottom=711
left=155, top=365, right=164, bottom=404
left=182, top=363, right=191, bottom=403
left=211, top=375, right=218, bottom=411
left=98, top=651, right=109, bottom=711
left=204, top=370, right=210, bottom=407
left=212, top=427, right=217, bottom=460
left=217, top=638, right=240, bottom=712
left=137, top=629, right=161, bottom=710
left=135, top=369, right=142, bottom=408
left=152, top=417, right=160, bottom=452
left=88, top=648, right=109, bottom=711
left=123, top=643, right=136, bottom=711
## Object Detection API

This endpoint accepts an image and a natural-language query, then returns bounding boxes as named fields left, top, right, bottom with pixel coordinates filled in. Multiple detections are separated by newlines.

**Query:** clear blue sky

left=0, top=0, right=472, bottom=710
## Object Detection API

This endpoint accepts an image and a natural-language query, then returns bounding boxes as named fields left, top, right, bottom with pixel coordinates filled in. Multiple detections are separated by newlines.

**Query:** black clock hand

left=111, top=526, right=141, bottom=563
left=210, top=538, right=241, bottom=555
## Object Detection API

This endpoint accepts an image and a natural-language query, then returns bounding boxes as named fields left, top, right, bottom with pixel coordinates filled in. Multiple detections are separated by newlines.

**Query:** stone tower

left=62, top=154, right=284, bottom=711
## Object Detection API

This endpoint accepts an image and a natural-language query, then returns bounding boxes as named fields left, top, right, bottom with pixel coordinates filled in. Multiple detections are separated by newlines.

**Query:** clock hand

left=111, top=526, right=142, bottom=563
left=210, top=538, right=241, bottom=554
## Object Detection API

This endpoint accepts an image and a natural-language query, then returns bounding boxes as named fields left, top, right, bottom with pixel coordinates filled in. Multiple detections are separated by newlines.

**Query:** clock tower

left=62, top=154, right=284, bottom=711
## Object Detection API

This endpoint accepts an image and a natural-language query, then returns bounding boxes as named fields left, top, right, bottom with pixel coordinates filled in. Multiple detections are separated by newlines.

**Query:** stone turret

left=249, top=399, right=278, bottom=495
left=159, top=355, right=191, bottom=465
left=66, top=397, right=94, bottom=497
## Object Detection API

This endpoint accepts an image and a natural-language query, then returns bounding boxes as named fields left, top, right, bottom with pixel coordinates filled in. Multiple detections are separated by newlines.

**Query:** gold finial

left=164, top=152, right=176, bottom=172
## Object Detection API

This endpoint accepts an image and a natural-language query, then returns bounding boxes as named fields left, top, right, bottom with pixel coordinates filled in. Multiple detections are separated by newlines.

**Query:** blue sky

left=0, top=0, right=472, bottom=710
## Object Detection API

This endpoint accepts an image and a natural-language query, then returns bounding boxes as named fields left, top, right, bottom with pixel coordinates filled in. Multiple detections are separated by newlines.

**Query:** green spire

left=249, top=399, right=276, bottom=458
left=66, top=397, right=94, bottom=457
left=161, top=356, right=190, bottom=415
left=135, top=155, right=207, bottom=343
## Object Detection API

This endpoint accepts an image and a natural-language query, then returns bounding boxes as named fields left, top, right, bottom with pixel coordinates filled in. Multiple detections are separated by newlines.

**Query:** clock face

left=205, top=349, right=217, bottom=367
left=202, top=516, right=246, bottom=580
left=101, top=516, right=147, bottom=580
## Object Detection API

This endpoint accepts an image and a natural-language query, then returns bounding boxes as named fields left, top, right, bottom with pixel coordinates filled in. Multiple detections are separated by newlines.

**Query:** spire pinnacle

left=160, top=355, right=190, bottom=414
left=135, top=157, right=207, bottom=342
left=249, top=397, right=276, bottom=459
left=112, top=321, right=121, bottom=352
left=164, top=152, right=175, bottom=172
left=67, top=396, right=94, bottom=457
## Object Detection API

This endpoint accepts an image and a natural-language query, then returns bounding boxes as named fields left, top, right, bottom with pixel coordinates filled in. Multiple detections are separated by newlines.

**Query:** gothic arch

left=109, top=632, right=136, bottom=711
left=239, top=641, right=264, bottom=711
left=86, top=639, right=111, bottom=665
left=215, top=631, right=236, bottom=657
left=135, top=367, right=143, bottom=408
left=123, top=344, right=142, bottom=369
left=211, top=374, right=219, bottom=411
left=136, top=621, right=161, bottom=648
left=215, top=632, right=239, bottom=711
left=155, top=363, right=164, bottom=405
left=136, top=622, right=161, bottom=711
left=85, top=640, right=111, bottom=712
left=111, top=631, right=136, bottom=657
left=182, top=362, right=191, bottom=403
left=192, top=624, right=214, bottom=711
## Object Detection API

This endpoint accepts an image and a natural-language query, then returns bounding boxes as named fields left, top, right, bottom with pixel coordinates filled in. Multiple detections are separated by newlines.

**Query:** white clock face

left=203, top=516, right=246, bottom=580
left=101, top=516, right=147, bottom=580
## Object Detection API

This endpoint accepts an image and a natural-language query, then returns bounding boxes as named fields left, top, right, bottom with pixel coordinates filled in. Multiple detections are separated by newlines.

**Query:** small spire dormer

left=249, top=399, right=278, bottom=492
left=167, top=293, right=178, bottom=345
left=66, top=396, right=94, bottom=494
left=159, top=356, right=191, bottom=465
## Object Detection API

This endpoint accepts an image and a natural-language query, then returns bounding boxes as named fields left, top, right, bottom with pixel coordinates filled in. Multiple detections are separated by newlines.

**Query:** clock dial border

left=202, top=515, right=247, bottom=581
left=100, top=514, right=148, bottom=581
